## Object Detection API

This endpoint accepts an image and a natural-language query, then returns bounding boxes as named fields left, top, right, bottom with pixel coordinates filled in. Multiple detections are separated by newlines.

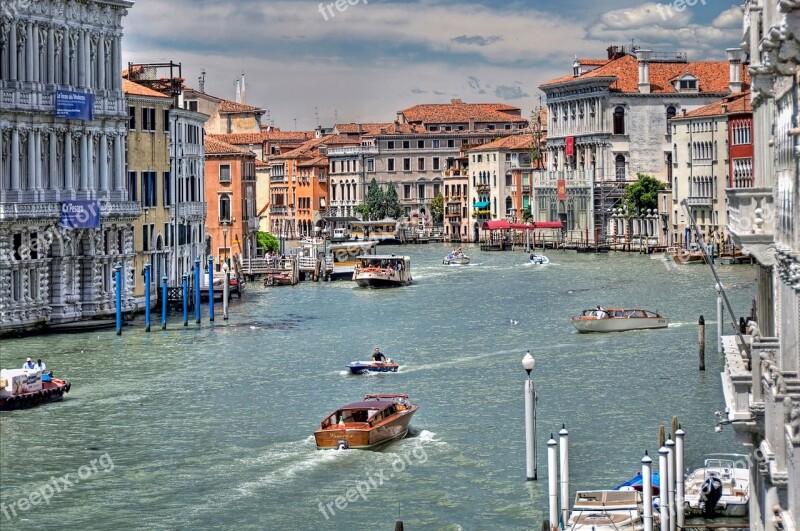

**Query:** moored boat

left=329, top=241, right=378, bottom=280
left=346, top=360, right=400, bottom=375
left=570, top=308, right=668, bottom=333
left=566, top=489, right=647, bottom=531
left=353, top=255, right=412, bottom=287
left=0, top=369, right=71, bottom=411
left=684, top=454, right=749, bottom=517
left=314, top=394, right=419, bottom=450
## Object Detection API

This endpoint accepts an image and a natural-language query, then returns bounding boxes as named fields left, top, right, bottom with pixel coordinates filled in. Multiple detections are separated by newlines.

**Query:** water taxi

left=443, top=249, right=470, bottom=265
left=353, top=255, right=412, bottom=287
left=684, top=454, right=749, bottom=517
left=328, top=241, right=378, bottom=280
left=566, top=489, right=647, bottom=531
left=314, top=394, right=419, bottom=450
left=350, top=219, right=400, bottom=245
left=0, top=369, right=71, bottom=411
left=571, top=308, right=668, bottom=333
left=529, top=253, right=550, bottom=265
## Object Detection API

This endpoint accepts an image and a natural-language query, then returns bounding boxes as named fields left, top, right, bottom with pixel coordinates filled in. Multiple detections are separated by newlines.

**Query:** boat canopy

left=481, top=220, right=564, bottom=231
left=341, top=400, right=395, bottom=410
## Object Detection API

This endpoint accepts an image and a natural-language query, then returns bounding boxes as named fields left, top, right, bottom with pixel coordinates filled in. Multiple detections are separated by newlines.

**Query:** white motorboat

left=566, top=489, right=647, bottom=531
left=353, top=255, right=412, bottom=287
left=443, top=250, right=470, bottom=265
left=684, top=454, right=749, bottom=517
left=529, top=253, right=550, bottom=265
left=570, top=308, right=668, bottom=333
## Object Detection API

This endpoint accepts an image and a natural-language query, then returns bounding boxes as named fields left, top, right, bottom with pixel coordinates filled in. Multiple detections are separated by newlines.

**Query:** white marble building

left=722, top=3, right=800, bottom=531
left=0, top=0, right=138, bottom=334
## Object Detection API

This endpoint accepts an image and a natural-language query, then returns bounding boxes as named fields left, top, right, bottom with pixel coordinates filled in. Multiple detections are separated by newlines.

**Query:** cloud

left=495, top=85, right=530, bottom=100
left=712, top=6, right=743, bottom=29
left=450, top=35, right=503, bottom=46
left=411, top=88, right=428, bottom=94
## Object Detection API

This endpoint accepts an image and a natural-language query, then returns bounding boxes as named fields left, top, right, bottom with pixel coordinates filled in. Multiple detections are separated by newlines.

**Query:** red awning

left=482, top=220, right=563, bottom=231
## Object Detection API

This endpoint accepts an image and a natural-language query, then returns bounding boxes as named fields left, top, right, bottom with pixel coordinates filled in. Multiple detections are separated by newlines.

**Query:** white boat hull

left=353, top=271, right=412, bottom=287
left=571, top=317, right=668, bottom=333
left=683, top=456, right=749, bottom=517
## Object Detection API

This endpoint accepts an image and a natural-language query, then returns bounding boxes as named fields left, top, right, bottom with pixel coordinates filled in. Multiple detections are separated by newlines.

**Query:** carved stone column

left=97, top=33, right=105, bottom=90
left=79, top=131, right=88, bottom=191
left=64, top=129, right=73, bottom=191
left=99, top=133, right=108, bottom=192
left=25, top=22, right=34, bottom=82
left=9, top=21, right=17, bottom=82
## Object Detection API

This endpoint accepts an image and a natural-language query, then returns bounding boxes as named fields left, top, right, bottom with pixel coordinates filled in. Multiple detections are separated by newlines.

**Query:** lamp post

left=222, top=226, right=229, bottom=267
left=522, top=350, right=537, bottom=480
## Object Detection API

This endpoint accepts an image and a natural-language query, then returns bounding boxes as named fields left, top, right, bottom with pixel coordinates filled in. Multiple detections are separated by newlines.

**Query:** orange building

left=204, top=137, right=258, bottom=271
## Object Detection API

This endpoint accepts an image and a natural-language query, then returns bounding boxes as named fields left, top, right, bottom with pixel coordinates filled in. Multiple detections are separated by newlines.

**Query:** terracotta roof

left=577, top=59, right=611, bottom=66
left=400, top=100, right=527, bottom=125
left=297, top=156, right=328, bottom=168
left=122, top=78, right=170, bottom=99
left=541, top=54, right=750, bottom=94
left=676, top=92, right=753, bottom=119
left=208, top=131, right=314, bottom=145
left=204, top=137, right=255, bottom=156
left=272, top=135, right=357, bottom=160
left=218, top=100, right=264, bottom=113
left=255, top=159, right=269, bottom=168
left=469, top=134, right=543, bottom=151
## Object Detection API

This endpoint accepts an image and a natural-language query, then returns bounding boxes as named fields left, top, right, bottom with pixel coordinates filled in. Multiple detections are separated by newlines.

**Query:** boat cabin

left=319, top=397, right=410, bottom=430
left=355, top=255, right=410, bottom=273
left=578, top=308, right=663, bottom=319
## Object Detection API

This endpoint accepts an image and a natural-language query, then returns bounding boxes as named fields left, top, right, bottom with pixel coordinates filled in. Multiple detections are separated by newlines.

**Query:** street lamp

left=522, top=350, right=537, bottom=480
left=222, top=226, right=229, bottom=267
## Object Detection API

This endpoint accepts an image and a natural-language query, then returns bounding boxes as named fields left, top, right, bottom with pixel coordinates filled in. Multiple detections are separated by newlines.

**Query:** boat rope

left=680, top=200, right=751, bottom=358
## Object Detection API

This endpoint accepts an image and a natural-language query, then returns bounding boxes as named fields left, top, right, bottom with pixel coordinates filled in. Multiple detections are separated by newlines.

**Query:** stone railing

left=532, top=170, right=593, bottom=187
left=0, top=202, right=62, bottom=221
left=685, top=196, right=714, bottom=207
left=726, top=187, right=774, bottom=246
left=171, top=202, right=206, bottom=220
left=0, top=87, right=125, bottom=117
left=327, top=146, right=379, bottom=156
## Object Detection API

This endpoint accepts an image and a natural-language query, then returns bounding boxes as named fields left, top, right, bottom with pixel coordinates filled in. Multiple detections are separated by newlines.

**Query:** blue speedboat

left=346, top=361, right=399, bottom=375
left=614, top=471, right=661, bottom=495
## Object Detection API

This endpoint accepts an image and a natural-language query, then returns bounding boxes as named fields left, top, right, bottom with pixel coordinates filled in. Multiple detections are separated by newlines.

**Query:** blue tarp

left=473, top=201, right=490, bottom=209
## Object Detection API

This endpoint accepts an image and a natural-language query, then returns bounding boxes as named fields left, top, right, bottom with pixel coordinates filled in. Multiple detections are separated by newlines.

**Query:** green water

left=0, top=245, right=756, bottom=530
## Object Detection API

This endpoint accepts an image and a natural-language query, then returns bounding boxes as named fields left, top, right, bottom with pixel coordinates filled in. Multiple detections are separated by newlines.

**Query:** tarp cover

left=481, top=220, right=563, bottom=230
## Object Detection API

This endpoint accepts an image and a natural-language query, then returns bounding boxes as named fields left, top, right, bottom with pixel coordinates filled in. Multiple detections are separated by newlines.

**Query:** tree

left=429, top=193, right=444, bottom=226
left=364, top=179, right=386, bottom=220
left=521, top=206, right=533, bottom=223
left=354, top=204, right=369, bottom=219
left=257, top=232, right=279, bottom=254
left=384, top=182, right=404, bottom=220
left=624, top=173, right=665, bottom=215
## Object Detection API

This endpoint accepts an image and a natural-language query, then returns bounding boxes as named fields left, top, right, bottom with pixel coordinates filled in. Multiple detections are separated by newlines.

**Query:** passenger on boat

left=372, top=347, right=387, bottom=362
left=22, top=357, right=35, bottom=370
left=596, top=305, right=608, bottom=319
left=35, top=359, right=46, bottom=371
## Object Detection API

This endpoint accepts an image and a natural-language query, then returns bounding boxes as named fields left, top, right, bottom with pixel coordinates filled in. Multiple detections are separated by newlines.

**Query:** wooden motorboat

left=0, top=370, right=71, bottom=411
left=567, top=490, right=647, bottom=531
left=353, top=255, right=412, bottom=287
left=529, top=253, right=550, bottom=265
left=346, top=360, right=399, bottom=375
left=571, top=308, right=668, bottom=333
left=684, top=454, right=749, bottom=517
left=443, top=251, right=470, bottom=266
left=673, top=248, right=705, bottom=264
left=314, top=394, right=418, bottom=450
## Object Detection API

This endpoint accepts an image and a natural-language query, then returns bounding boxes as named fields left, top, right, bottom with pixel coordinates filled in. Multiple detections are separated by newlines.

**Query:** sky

left=122, top=0, right=744, bottom=131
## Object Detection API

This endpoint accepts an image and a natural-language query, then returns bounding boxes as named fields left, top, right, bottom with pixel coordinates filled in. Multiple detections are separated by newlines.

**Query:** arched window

left=613, top=106, right=625, bottom=135
left=219, top=194, right=231, bottom=222
left=615, top=154, right=626, bottom=181
left=331, top=180, right=337, bottom=201
left=505, top=196, right=513, bottom=214
left=666, top=106, right=676, bottom=134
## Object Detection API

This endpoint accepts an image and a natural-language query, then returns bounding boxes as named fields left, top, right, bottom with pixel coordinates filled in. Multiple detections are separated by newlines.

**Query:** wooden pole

left=394, top=521, right=404, bottom=531
left=699, top=315, right=706, bottom=371
left=658, top=425, right=665, bottom=448
left=672, top=416, right=679, bottom=437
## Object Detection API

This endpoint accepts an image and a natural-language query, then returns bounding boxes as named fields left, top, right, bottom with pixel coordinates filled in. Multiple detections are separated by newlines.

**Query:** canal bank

left=0, top=244, right=757, bottom=530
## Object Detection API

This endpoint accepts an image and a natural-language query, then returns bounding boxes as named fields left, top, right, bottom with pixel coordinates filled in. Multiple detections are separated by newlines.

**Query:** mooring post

left=659, top=446, right=669, bottom=531
left=559, top=425, right=570, bottom=527
left=548, top=435, right=558, bottom=530
left=161, top=274, right=168, bottom=330
left=144, top=262, right=151, bottom=332
left=523, top=352, right=537, bottom=480
left=665, top=437, right=676, bottom=531
left=194, top=258, right=201, bottom=324
left=114, top=262, right=122, bottom=336
left=223, top=265, right=230, bottom=320
left=207, top=255, right=215, bottom=322
left=642, top=452, right=654, bottom=531
left=699, top=315, right=706, bottom=371
left=716, top=283, right=724, bottom=354
left=675, top=427, right=686, bottom=529
left=182, top=272, right=189, bottom=327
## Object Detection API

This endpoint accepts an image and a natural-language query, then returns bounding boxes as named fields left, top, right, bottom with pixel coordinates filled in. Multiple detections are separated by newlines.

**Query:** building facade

left=539, top=46, right=748, bottom=244
left=722, top=3, right=799, bottom=531
left=0, top=0, right=139, bottom=334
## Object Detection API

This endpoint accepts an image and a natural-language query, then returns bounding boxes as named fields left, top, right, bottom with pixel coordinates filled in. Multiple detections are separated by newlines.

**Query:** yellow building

left=123, top=79, right=172, bottom=303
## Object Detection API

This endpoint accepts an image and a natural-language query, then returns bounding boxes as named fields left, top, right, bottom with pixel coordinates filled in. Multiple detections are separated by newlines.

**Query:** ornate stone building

left=0, top=0, right=139, bottom=335
left=722, top=3, right=800, bottom=531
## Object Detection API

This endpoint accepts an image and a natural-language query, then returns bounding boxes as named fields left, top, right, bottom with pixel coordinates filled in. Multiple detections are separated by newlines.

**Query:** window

left=128, top=106, right=136, bottom=130
left=387, top=158, right=395, bottom=172
left=141, top=108, right=156, bottom=132
left=127, top=172, right=138, bottom=201
left=679, top=79, right=697, bottom=90
left=447, top=139, right=455, bottom=148
left=403, top=158, right=411, bottom=171
left=477, top=154, right=483, bottom=163
left=366, top=159, right=375, bottom=172
left=615, top=154, right=626, bottom=181
left=432, top=157, right=440, bottom=170
left=402, top=141, right=410, bottom=149
left=613, top=106, right=625, bottom=135
left=417, top=140, right=425, bottom=149
left=163, top=109, right=170, bottom=132
left=142, top=171, right=157, bottom=208
left=188, top=100, right=198, bottom=112
left=163, top=172, right=171, bottom=206
left=219, top=194, right=232, bottom=222
left=403, top=184, right=411, bottom=199
left=417, top=184, right=425, bottom=199
left=666, top=106, right=676, bottom=134
left=220, top=164, right=231, bottom=183
left=417, top=158, right=425, bottom=171
left=387, top=141, right=395, bottom=149
left=432, top=140, right=440, bottom=148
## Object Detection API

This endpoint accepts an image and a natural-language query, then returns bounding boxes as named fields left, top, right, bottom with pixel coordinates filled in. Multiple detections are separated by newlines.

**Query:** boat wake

left=401, top=349, right=514, bottom=373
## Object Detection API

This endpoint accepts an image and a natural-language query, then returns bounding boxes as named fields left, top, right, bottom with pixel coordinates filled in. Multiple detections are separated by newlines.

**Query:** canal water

left=0, top=244, right=757, bottom=530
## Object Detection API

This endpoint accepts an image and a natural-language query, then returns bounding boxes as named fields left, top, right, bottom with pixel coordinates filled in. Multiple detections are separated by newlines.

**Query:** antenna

left=315, top=106, right=320, bottom=127
left=198, top=69, right=206, bottom=93
left=294, top=118, right=297, bottom=130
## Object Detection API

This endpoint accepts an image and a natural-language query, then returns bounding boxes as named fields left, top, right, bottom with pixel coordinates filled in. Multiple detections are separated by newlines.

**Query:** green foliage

left=522, top=206, right=533, bottom=222
left=624, top=173, right=665, bottom=215
left=429, top=193, right=444, bottom=225
left=384, top=183, right=404, bottom=220
left=257, top=232, right=279, bottom=254
left=365, top=179, right=386, bottom=220
left=354, top=204, right=369, bottom=219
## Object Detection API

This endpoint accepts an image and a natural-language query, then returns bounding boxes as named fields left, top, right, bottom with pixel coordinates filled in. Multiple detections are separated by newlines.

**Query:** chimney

left=721, top=103, right=728, bottom=114
left=451, top=98, right=463, bottom=104
left=241, top=72, right=246, bottom=104
left=636, top=50, right=653, bottom=94
left=468, top=116, right=475, bottom=131
left=726, top=48, right=743, bottom=93
left=235, top=77, right=241, bottom=104
left=607, top=45, right=621, bottom=60
left=393, top=120, right=400, bottom=133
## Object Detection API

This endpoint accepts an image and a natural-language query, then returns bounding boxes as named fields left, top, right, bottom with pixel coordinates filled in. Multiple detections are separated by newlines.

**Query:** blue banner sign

left=60, top=200, right=101, bottom=229
left=55, top=90, right=94, bottom=121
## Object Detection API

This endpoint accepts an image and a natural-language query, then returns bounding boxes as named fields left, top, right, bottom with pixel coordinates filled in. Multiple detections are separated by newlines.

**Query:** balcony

left=532, top=170, right=593, bottom=187
left=170, top=202, right=206, bottom=220
left=0, top=85, right=125, bottom=117
left=685, top=196, right=713, bottom=207
left=476, top=184, right=489, bottom=193
left=270, top=174, right=287, bottom=183
left=248, top=217, right=260, bottom=231
left=726, top=187, right=775, bottom=263
left=327, top=146, right=379, bottom=156
left=270, top=206, right=288, bottom=215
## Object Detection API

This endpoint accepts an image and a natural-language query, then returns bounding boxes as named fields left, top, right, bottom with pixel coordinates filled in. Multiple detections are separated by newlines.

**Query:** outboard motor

left=700, top=476, right=723, bottom=517
left=336, top=440, right=349, bottom=450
